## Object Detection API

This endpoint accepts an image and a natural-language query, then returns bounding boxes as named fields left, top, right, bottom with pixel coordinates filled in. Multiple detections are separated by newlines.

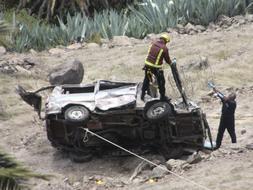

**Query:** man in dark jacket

left=213, top=87, right=237, bottom=149
left=141, top=33, right=172, bottom=101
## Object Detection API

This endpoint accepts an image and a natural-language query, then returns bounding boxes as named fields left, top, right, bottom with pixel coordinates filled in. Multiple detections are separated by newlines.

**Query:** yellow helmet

left=160, top=33, right=170, bottom=43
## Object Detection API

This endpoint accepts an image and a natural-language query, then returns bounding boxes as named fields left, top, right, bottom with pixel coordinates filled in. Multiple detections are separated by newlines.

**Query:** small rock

left=29, top=49, right=37, bottom=54
left=151, top=165, right=169, bottom=179
left=101, top=38, right=110, bottom=44
left=86, top=43, right=100, bottom=49
left=245, top=14, right=253, bottom=22
left=0, top=46, right=6, bottom=56
left=189, top=30, right=197, bottom=35
left=208, top=22, right=217, bottom=30
left=185, top=23, right=197, bottom=34
left=246, top=143, right=253, bottom=150
left=186, top=152, right=203, bottom=164
left=181, top=163, right=192, bottom=170
left=111, top=36, right=132, bottom=46
left=166, top=159, right=187, bottom=171
left=22, top=58, right=40, bottom=70
left=49, top=48, right=65, bottom=55
left=15, top=65, right=32, bottom=75
left=195, top=25, right=206, bottom=32
left=132, top=177, right=146, bottom=184
left=184, top=56, right=209, bottom=70
left=73, top=182, right=81, bottom=189
left=216, top=15, right=233, bottom=27
left=241, top=129, right=247, bottom=135
left=0, top=62, right=17, bottom=74
left=67, top=43, right=82, bottom=50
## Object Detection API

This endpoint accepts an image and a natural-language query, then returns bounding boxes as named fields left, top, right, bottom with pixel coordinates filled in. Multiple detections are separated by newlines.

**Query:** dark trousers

left=141, top=67, right=165, bottom=99
left=216, top=116, right=236, bottom=148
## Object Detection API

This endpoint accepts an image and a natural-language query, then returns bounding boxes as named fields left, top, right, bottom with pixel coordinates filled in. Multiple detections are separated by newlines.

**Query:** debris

left=129, top=161, right=149, bottom=181
left=241, top=129, right=247, bottom=135
left=166, top=159, right=190, bottom=172
left=95, top=179, right=105, bottom=185
left=184, top=56, right=209, bottom=70
left=186, top=152, right=203, bottom=164
left=147, top=178, right=158, bottom=184
left=246, top=143, right=253, bottom=150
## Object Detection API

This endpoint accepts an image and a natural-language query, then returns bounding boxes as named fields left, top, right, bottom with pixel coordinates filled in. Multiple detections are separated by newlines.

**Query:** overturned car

left=17, top=66, right=213, bottom=161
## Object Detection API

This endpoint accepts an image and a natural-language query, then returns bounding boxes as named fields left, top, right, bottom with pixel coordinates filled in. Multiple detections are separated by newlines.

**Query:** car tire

left=64, top=106, right=90, bottom=123
left=69, top=152, right=93, bottom=163
left=145, top=101, right=172, bottom=121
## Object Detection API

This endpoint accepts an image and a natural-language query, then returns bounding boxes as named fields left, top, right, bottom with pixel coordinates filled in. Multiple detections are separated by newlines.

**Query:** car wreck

left=16, top=65, right=213, bottom=162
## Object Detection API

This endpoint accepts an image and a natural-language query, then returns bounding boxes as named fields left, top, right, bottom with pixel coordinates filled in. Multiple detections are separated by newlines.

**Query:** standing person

left=212, top=87, right=237, bottom=149
left=141, top=33, right=172, bottom=101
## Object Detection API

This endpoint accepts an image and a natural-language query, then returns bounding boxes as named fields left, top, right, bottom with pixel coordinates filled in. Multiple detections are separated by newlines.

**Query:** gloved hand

left=171, top=58, right=177, bottom=66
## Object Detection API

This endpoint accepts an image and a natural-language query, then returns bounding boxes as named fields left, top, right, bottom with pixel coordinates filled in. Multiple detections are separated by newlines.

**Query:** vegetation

left=1, top=0, right=137, bottom=20
left=0, top=0, right=253, bottom=52
left=0, top=149, right=49, bottom=190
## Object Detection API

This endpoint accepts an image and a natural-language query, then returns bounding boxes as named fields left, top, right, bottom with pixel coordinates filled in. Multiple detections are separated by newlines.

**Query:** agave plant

left=0, top=20, right=9, bottom=35
left=130, top=0, right=178, bottom=34
left=93, top=10, right=129, bottom=39
left=0, top=149, right=49, bottom=190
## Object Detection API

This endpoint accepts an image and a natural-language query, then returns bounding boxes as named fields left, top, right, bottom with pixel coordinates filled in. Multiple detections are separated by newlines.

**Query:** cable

left=82, top=128, right=212, bottom=190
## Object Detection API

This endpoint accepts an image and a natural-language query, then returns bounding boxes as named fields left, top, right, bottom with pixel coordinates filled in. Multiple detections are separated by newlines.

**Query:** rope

left=82, top=128, right=212, bottom=190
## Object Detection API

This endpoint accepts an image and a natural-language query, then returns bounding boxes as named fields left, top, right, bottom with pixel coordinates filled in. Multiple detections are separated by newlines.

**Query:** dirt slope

left=0, top=21, right=253, bottom=190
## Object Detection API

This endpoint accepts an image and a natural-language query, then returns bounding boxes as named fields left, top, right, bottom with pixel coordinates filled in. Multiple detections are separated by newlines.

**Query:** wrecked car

left=16, top=65, right=213, bottom=162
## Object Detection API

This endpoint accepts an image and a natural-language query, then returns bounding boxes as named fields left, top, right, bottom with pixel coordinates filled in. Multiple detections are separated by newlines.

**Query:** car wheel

left=64, top=106, right=90, bottom=123
left=145, top=101, right=172, bottom=121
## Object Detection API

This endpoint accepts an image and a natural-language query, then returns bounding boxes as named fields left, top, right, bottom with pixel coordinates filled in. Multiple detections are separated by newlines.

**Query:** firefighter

left=212, top=87, right=237, bottom=149
left=141, top=33, right=172, bottom=101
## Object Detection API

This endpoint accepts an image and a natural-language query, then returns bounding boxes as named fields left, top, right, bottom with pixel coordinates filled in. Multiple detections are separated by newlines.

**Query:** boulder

left=0, top=46, right=6, bottom=56
left=48, top=59, right=84, bottom=85
left=151, top=165, right=169, bottom=179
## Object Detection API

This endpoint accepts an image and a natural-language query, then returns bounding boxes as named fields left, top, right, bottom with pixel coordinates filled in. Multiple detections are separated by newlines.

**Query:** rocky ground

left=0, top=15, right=253, bottom=190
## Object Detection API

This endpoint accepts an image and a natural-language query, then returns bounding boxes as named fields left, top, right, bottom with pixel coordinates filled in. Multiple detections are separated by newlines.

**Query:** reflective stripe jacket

left=145, top=39, right=171, bottom=68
